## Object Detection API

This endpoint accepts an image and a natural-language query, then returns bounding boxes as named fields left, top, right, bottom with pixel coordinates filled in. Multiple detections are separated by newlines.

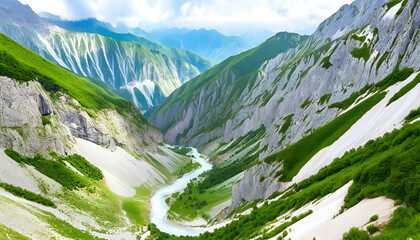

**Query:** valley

left=0, top=0, right=419, bottom=239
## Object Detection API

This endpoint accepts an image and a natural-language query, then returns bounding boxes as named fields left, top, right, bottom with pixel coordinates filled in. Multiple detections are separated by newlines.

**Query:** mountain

left=150, top=28, right=251, bottom=62
left=39, top=15, right=116, bottom=34
left=0, top=31, right=194, bottom=238
left=0, top=0, right=214, bottom=111
left=41, top=16, right=254, bottom=63
left=146, top=0, right=420, bottom=238
left=0, top=0, right=419, bottom=239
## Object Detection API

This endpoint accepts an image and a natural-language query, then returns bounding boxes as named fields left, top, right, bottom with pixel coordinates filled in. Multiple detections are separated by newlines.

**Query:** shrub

left=394, top=199, right=403, bottom=206
left=0, top=182, right=56, bottom=207
left=351, top=34, right=367, bottom=42
left=404, top=106, right=420, bottom=122
left=351, top=43, right=371, bottom=62
left=41, top=115, right=51, bottom=126
left=60, top=154, right=103, bottom=181
left=342, top=227, right=370, bottom=240
left=370, top=214, right=379, bottom=222
left=367, top=224, right=379, bottom=234
left=388, top=73, right=419, bottom=105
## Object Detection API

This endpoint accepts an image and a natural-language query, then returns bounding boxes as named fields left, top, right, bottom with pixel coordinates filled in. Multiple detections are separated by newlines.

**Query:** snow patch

left=383, top=2, right=402, bottom=20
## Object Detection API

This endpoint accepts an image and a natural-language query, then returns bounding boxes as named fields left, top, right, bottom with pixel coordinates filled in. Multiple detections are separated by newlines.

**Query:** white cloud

left=19, top=0, right=354, bottom=35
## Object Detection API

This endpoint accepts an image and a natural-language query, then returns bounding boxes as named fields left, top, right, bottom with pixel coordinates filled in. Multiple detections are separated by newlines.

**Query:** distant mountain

left=150, top=28, right=251, bottom=62
left=0, top=0, right=214, bottom=111
left=40, top=14, right=267, bottom=63
left=240, top=29, right=275, bottom=48
left=39, top=15, right=116, bottom=34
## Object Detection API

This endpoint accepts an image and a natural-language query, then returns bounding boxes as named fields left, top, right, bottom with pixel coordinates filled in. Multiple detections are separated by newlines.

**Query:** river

left=150, top=148, right=213, bottom=236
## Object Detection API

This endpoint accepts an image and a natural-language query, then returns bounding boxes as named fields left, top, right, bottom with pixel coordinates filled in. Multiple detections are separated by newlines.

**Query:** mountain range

left=0, top=0, right=419, bottom=239
left=0, top=0, right=214, bottom=111
left=40, top=14, right=258, bottom=63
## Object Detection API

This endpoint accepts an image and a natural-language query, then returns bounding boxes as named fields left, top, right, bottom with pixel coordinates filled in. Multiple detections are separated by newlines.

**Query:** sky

left=19, top=0, right=354, bottom=36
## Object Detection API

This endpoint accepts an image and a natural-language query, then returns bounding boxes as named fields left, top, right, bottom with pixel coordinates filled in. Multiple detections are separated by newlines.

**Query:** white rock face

left=0, top=76, right=74, bottom=156
left=229, top=161, right=283, bottom=211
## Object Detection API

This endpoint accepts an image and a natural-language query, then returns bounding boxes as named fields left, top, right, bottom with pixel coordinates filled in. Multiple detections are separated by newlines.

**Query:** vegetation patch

left=199, top=150, right=259, bottom=189
left=256, top=210, right=313, bottom=239
left=265, top=91, right=386, bottom=181
left=405, top=106, right=420, bottom=122
left=376, top=52, right=390, bottom=73
left=351, top=34, right=367, bottom=42
left=0, top=182, right=56, bottom=207
left=176, top=161, right=201, bottom=177
left=343, top=227, right=370, bottom=240
left=41, top=115, right=52, bottom=126
left=370, top=214, right=379, bottom=222
left=0, top=223, right=30, bottom=240
left=351, top=43, right=371, bottom=62
left=218, top=125, right=265, bottom=155
left=170, top=147, right=191, bottom=156
left=366, top=224, right=379, bottom=234
left=330, top=68, right=413, bottom=109
left=167, top=179, right=232, bottom=221
left=277, top=114, right=294, bottom=135
left=60, top=154, right=104, bottom=181
left=4, top=149, right=89, bottom=190
left=388, top=73, right=420, bottom=105
left=121, top=185, right=151, bottom=225
left=320, top=55, right=333, bottom=69
left=300, top=97, right=312, bottom=109
left=319, top=94, right=332, bottom=105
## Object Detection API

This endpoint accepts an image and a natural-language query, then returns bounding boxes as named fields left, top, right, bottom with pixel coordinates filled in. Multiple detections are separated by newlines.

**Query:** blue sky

left=20, top=0, right=354, bottom=36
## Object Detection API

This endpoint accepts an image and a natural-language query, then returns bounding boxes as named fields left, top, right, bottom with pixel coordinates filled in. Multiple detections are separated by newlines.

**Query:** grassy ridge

left=151, top=32, right=309, bottom=115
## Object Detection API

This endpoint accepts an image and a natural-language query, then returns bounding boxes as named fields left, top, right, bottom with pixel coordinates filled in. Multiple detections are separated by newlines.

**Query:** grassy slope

left=149, top=120, right=420, bottom=240
left=265, top=92, right=386, bottom=181
left=265, top=68, right=414, bottom=181
left=0, top=223, right=30, bottom=240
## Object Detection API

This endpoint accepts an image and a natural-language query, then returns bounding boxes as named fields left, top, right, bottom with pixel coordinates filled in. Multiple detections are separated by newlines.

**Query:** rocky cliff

left=150, top=0, right=420, bottom=156
left=0, top=76, right=163, bottom=157
left=148, top=0, right=420, bottom=211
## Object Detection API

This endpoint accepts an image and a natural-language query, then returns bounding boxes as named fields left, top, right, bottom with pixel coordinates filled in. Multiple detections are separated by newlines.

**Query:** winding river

left=150, top=148, right=213, bottom=236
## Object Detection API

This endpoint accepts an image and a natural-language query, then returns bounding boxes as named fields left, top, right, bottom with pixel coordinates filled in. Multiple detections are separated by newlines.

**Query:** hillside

left=0, top=0, right=214, bottom=111
left=145, top=0, right=420, bottom=238
left=0, top=0, right=419, bottom=239
left=41, top=17, right=253, bottom=63
left=0, top=31, right=194, bottom=238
